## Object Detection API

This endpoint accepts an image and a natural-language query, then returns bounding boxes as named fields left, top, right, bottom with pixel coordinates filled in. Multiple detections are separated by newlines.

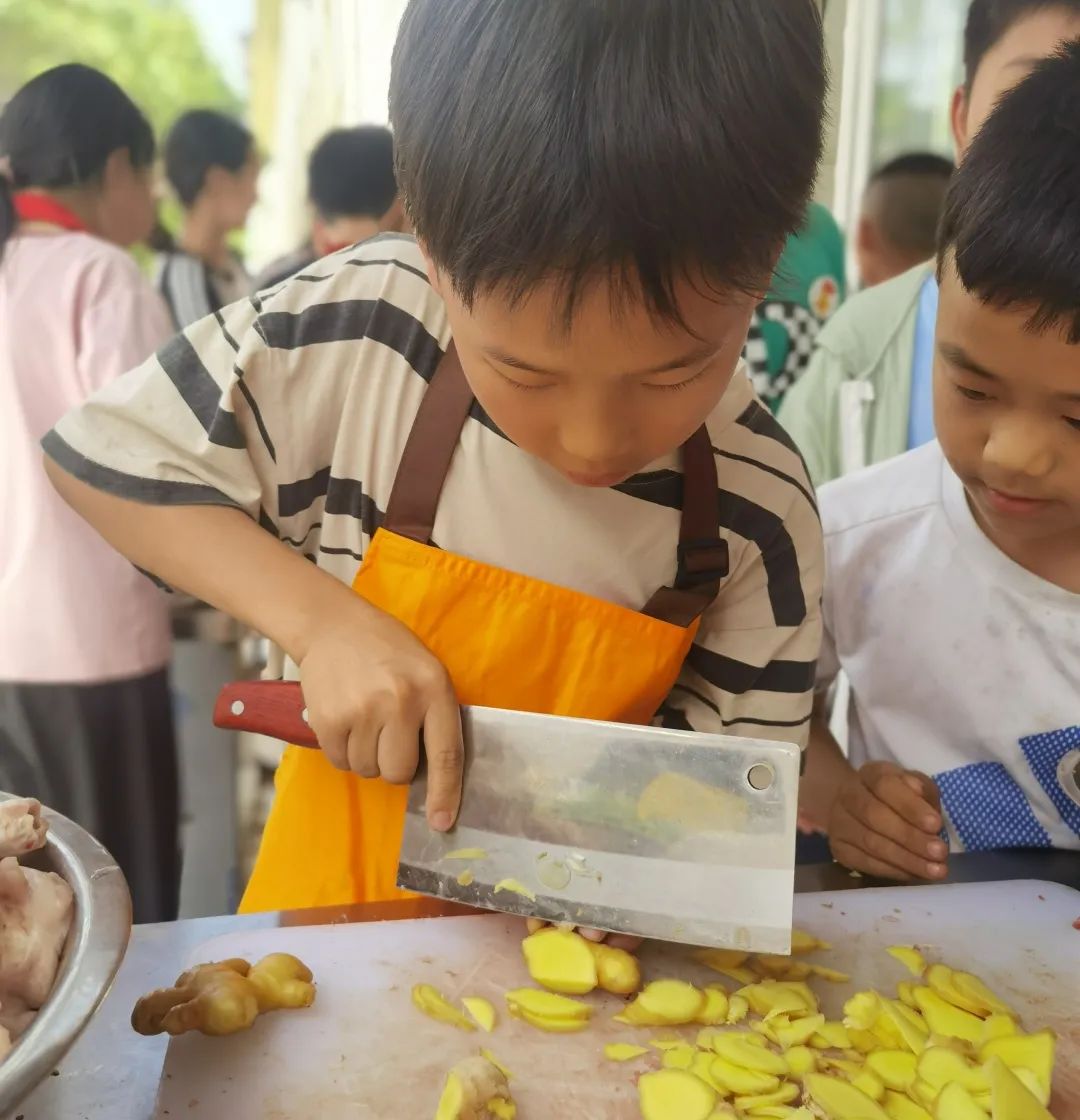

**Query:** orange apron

left=239, top=346, right=727, bottom=912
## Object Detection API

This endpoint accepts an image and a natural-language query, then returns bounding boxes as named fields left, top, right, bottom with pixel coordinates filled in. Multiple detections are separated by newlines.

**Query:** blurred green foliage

left=0, top=0, right=241, bottom=139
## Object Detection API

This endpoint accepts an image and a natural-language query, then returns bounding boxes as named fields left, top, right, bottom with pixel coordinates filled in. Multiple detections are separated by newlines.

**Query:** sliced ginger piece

left=784, top=1046, right=816, bottom=1076
left=628, top=979, right=706, bottom=1026
left=791, top=928, right=830, bottom=954
left=505, top=987, right=590, bottom=1032
left=865, top=1050, right=917, bottom=1092
left=709, top=1057, right=781, bottom=1096
left=733, top=1081, right=799, bottom=1111
left=462, top=997, right=496, bottom=1032
left=413, top=984, right=476, bottom=1032
left=987, top=1055, right=1054, bottom=1120
left=925, top=964, right=986, bottom=1017
left=774, top=1014, right=824, bottom=1049
left=638, top=1068, right=718, bottom=1120
left=804, top=1073, right=890, bottom=1119
left=726, top=994, right=750, bottom=1024
left=934, top=1082, right=987, bottom=1120
left=660, top=1043, right=697, bottom=1070
left=604, top=1042, right=649, bottom=1062
left=696, top=987, right=730, bottom=1025
left=810, top=965, right=851, bottom=984
left=981, top=1012, right=1018, bottom=1043
left=521, top=928, right=597, bottom=994
left=880, top=999, right=929, bottom=1053
left=917, top=1045, right=988, bottom=1095
left=882, top=1090, right=932, bottom=1120
left=493, top=879, right=536, bottom=902
left=951, top=970, right=1012, bottom=1017
left=851, top=1070, right=886, bottom=1102
left=711, top=1033, right=788, bottom=1075
left=886, top=946, right=926, bottom=978
left=444, top=848, right=488, bottom=861
left=980, top=1029, right=1055, bottom=1103
left=912, top=988, right=982, bottom=1045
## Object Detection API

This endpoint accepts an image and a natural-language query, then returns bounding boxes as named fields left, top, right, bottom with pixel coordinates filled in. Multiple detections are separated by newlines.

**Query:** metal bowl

left=0, top=792, right=131, bottom=1115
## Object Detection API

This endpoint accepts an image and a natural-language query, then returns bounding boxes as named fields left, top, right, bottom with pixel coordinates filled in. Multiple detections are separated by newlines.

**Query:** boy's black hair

left=939, top=39, right=1080, bottom=343
left=389, top=0, right=826, bottom=326
left=964, top=0, right=1080, bottom=88
left=870, top=152, right=955, bottom=182
left=0, top=64, right=154, bottom=261
left=164, top=109, right=253, bottom=208
left=865, top=152, right=953, bottom=257
left=308, top=126, right=398, bottom=221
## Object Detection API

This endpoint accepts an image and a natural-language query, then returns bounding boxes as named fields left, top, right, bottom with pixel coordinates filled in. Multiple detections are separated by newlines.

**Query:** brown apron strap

left=640, top=425, right=728, bottom=627
left=382, top=343, right=474, bottom=543
left=384, top=341, right=725, bottom=625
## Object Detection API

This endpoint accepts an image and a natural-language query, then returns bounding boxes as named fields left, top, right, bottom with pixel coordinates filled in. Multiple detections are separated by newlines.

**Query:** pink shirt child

left=0, top=231, right=173, bottom=682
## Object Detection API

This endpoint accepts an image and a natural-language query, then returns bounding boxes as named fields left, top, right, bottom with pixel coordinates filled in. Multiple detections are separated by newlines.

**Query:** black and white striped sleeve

left=43, top=293, right=275, bottom=524
left=658, top=404, right=824, bottom=749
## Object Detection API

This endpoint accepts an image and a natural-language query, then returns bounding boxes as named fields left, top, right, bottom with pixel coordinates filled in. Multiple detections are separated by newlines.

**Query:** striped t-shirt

left=45, top=235, right=823, bottom=746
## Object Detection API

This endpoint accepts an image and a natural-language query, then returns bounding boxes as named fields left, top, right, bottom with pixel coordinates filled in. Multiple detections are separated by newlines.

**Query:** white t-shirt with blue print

left=817, top=442, right=1080, bottom=853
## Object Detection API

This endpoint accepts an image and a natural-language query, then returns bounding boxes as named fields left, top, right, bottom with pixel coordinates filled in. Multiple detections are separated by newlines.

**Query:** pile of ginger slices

left=412, top=926, right=1062, bottom=1120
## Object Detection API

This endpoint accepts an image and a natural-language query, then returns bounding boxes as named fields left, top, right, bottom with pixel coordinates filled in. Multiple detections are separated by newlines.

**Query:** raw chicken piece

left=0, top=994, right=35, bottom=1038
left=0, top=799, right=47, bottom=858
left=0, top=856, right=74, bottom=1008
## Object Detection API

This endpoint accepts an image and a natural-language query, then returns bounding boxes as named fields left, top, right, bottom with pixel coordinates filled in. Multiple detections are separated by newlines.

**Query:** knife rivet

left=747, top=764, right=773, bottom=791
left=301, top=707, right=310, bottom=724
left=231, top=700, right=245, bottom=716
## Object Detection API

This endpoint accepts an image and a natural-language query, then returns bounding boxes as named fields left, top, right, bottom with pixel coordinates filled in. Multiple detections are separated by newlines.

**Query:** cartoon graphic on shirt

left=743, top=300, right=822, bottom=409
left=936, top=726, right=1080, bottom=850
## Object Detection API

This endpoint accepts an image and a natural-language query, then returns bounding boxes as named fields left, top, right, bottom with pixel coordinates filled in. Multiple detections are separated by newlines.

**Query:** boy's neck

left=178, top=204, right=232, bottom=271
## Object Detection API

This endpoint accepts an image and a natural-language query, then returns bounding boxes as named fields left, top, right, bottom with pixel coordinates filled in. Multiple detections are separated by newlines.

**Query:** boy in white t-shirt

left=799, top=43, right=1080, bottom=880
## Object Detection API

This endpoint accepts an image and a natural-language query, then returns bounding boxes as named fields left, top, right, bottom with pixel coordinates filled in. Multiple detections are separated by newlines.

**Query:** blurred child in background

left=0, top=64, right=179, bottom=922
left=155, top=109, right=259, bottom=328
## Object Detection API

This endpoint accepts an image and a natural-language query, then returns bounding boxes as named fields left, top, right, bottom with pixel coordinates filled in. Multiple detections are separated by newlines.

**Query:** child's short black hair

left=164, top=110, right=254, bottom=208
left=389, top=0, right=826, bottom=326
left=939, top=39, right=1080, bottom=342
left=308, top=126, right=398, bottom=221
left=865, top=153, right=953, bottom=257
left=963, top=0, right=1080, bottom=89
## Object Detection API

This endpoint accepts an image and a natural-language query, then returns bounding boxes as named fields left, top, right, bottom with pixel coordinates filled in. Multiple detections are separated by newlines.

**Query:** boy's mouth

left=979, top=484, right=1054, bottom=517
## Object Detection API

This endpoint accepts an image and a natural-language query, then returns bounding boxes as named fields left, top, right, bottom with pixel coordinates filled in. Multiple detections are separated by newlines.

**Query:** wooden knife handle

left=213, top=680, right=320, bottom=748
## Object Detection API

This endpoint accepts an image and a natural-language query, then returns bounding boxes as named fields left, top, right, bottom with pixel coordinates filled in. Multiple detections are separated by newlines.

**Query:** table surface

left=15, top=850, right=1080, bottom=1120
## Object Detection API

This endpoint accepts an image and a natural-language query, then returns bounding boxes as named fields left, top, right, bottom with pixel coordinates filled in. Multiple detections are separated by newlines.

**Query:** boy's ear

left=950, top=85, right=970, bottom=159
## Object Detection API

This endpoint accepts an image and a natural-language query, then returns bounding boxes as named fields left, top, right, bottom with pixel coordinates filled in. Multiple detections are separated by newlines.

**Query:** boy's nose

left=983, top=417, right=1055, bottom=479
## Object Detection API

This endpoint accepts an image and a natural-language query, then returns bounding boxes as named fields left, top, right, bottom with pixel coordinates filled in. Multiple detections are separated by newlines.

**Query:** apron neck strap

left=383, top=343, right=474, bottom=543
left=383, top=343, right=726, bottom=627
left=639, top=424, right=727, bottom=627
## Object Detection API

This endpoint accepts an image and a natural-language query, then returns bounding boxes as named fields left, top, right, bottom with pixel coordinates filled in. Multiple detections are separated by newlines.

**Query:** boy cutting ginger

left=45, top=0, right=826, bottom=913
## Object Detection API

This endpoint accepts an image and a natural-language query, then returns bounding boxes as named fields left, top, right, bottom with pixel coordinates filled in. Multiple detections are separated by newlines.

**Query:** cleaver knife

left=214, top=681, right=799, bottom=952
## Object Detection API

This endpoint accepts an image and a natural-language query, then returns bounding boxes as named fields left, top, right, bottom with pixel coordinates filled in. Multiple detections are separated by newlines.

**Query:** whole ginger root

left=132, top=953, right=315, bottom=1037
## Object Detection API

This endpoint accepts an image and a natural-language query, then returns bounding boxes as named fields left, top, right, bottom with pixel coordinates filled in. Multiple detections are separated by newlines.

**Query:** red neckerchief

left=13, top=193, right=89, bottom=232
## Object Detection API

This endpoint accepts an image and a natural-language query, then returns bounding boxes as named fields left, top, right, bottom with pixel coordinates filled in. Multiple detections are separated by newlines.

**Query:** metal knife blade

left=212, top=682, right=799, bottom=951
left=398, top=707, right=799, bottom=952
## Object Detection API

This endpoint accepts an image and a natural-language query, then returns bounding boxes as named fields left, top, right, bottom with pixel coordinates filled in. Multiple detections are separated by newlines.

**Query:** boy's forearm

left=45, top=460, right=360, bottom=663
left=798, top=694, right=855, bottom=828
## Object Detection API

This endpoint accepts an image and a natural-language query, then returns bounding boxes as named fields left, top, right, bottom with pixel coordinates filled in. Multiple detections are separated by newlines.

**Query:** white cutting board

left=155, top=880, right=1080, bottom=1119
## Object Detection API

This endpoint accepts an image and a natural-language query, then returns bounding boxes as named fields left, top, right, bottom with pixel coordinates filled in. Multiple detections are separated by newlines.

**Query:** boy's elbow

left=42, top=452, right=96, bottom=520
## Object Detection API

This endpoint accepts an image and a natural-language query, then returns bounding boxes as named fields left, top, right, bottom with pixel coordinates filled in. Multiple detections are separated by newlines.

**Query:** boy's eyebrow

left=939, top=342, right=999, bottom=381
left=485, top=344, right=719, bottom=377
left=940, top=341, right=1080, bottom=402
